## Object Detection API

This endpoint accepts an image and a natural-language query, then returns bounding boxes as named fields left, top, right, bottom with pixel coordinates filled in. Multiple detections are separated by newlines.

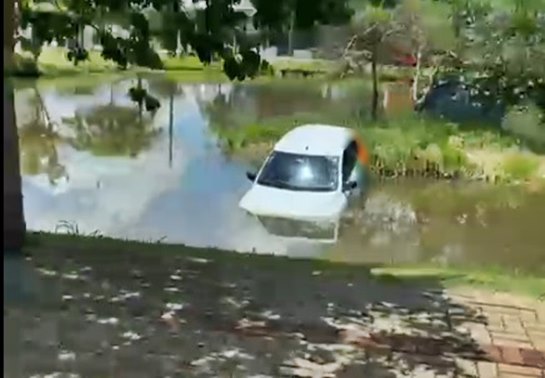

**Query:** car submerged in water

left=239, top=124, right=370, bottom=243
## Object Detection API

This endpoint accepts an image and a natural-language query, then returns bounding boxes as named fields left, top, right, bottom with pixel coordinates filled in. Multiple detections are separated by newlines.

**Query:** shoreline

left=9, top=47, right=415, bottom=82
left=9, top=47, right=336, bottom=82
left=21, top=232, right=545, bottom=299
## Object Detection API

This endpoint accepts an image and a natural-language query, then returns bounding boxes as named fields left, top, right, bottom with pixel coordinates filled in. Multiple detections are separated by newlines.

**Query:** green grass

left=10, top=47, right=340, bottom=82
left=372, top=266, right=545, bottom=299
left=217, top=115, right=311, bottom=151
left=10, top=47, right=421, bottom=86
left=211, top=108, right=545, bottom=183
left=12, top=71, right=132, bottom=91
left=271, top=58, right=334, bottom=72
left=25, top=232, right=545, bottom=299
left=162, top=54, right=220, bottom=71
left=11, top=47, right=226, bottom=80
left=502, top=153, right=541, bottom=181
left=14, top=48, right=118, bottom=76
left=163, top=68, right=229, bottom=83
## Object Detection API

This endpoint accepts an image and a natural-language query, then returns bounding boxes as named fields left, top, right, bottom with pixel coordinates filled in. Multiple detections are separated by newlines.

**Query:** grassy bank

left=11, top=47, right=343, bottom=82
left=212, top=113, right=545, bottom=185
left=12, top=47, right=228, bottom=82
left=373, top=266, right=545, bottom=299
left=11, top=47, right=414, bottom=83
left=24, top=232, right=545, bottom=299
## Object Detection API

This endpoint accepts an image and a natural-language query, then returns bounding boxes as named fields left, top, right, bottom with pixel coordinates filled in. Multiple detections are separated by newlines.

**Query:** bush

left=12, top=54, right=40, bottom=77
left=207, top=84, right=543, bottom=183
left=502, top=154, right=540, bottom=181
left=502, top=103, right=545, bottom=151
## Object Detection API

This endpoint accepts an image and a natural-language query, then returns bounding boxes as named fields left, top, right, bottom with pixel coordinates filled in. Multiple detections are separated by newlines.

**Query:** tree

left=17, top=0, right=352, bottom=81
left=251, top=0, right=353, bottom=55
left=340, top=0, right=458, bottom=120
left=4, top=0, right=26, bottom=251
left=342, top=4, right=401, bottom=120
left=4, top=84, right=26, bottom=251
left=16, top=0, right=254, bottom=79
left=435, top=0, right=545, bottom=140
left=394, top=0, right=456, bottom=101
left=469, top=1, right=545, bottom=103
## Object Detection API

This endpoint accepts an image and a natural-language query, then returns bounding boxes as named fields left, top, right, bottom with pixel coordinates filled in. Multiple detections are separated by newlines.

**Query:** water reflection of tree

left=202, top=82, right=369, bottom=133
left=202, top=86, right=235, bottom=130
left=62, top=82, right=161, bottom=157
left=18, top=87, right=67, bottom=185
left=62, top=105, right=161, bottom=157
left=211, top=84, right=329, bottom=122
left=148, top=79, right=184, bottom=167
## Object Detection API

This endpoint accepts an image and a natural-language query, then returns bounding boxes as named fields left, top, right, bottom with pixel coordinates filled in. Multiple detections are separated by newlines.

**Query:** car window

left=342, top=141, right=358, bottom=182
left=257, top=151, right=339, bottom=192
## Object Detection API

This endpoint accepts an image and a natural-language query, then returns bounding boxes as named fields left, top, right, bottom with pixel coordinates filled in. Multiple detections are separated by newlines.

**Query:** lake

left=14, top=76, right=545, bottom=274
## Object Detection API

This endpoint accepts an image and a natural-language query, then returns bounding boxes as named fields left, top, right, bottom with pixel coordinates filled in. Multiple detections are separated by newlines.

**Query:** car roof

left=273, top=124, right=354, bottom=156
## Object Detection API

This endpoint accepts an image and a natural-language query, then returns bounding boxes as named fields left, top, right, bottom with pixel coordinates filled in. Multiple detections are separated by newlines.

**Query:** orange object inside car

left=355, top=135, right=370, bottom=166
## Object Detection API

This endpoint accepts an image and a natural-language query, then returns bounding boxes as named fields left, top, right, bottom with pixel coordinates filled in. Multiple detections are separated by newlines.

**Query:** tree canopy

left=341, top=0, right=544, bottom=117
left=17, top=0, right=353, bottom=80
left=455, top=0, right=545, bottom=109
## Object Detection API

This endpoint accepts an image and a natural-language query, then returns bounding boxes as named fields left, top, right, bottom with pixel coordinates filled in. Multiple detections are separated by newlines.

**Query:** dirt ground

left=4, top=243, right=545, bottom=378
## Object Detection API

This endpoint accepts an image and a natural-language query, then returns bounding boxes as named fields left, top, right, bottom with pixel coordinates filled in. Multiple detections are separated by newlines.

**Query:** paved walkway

left=4, top=250, right=545, bottom=377
left=447, top=288, right=545, bottom=378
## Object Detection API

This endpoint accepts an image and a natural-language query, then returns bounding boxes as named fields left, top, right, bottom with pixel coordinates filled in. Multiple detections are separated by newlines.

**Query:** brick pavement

left=448, top=288, right=545, bottom=378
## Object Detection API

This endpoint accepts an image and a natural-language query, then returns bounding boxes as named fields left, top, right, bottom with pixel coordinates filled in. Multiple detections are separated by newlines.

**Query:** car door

left=341, top=141, right=362, bottom=206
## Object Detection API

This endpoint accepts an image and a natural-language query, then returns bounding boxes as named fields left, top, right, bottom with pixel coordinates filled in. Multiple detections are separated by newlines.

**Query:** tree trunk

left=4, top=0, right=15, bottom=73
left=288, top=11, right=295, bottom=56
left=4, top=81, right=26, bottom=252
left=371, top=42, right=379, bottom=121
left=412, top=47, right=422, bottom=102
left=4, top=0, right=26, bottom=251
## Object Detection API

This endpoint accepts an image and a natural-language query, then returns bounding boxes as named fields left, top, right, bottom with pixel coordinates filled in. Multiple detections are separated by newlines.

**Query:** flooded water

left=15, top=76, right=545, bottom=274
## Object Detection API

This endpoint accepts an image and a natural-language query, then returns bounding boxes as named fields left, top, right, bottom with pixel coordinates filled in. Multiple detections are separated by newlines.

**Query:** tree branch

left=342, top=34, right=358, bottom=58
left=381, top=24, right=404, bottom=41
left=342, top=24, right=378, bottom=59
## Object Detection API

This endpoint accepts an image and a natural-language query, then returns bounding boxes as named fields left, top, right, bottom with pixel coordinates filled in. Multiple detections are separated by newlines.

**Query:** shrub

left=502, top=103, right=545, bottom=151
left=502, top=154, right=540, bottom=181
left=12, top=54, right=40, bottom=77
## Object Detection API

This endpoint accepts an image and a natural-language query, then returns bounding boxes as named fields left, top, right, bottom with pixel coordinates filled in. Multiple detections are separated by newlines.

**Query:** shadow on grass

left=5, top=233, right=491, bottom=377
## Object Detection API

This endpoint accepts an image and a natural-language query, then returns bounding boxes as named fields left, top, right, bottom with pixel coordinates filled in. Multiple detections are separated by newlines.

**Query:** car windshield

left=257, top=151, right=339, bottom=192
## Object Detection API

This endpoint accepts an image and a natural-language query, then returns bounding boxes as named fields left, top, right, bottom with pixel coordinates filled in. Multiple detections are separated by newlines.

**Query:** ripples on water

left=14, top=77, right=545, bottom=273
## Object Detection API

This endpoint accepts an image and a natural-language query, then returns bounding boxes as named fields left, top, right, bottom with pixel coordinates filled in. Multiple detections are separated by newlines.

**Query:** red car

left=394, top=53, right=417, bottom=67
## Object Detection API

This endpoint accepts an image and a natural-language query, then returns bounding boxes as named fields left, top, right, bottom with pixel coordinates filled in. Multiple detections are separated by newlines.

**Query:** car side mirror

left=343, top=181, right=357, bottom=192
left=246, top=171, right=257, bottom=182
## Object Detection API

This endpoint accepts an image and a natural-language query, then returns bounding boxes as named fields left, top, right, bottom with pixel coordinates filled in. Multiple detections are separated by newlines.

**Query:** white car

left=239, top=124, right=370, bottom=243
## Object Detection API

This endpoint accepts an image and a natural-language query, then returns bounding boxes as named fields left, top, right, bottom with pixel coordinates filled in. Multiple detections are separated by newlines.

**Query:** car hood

left=239, top=184, right=345, bottom=220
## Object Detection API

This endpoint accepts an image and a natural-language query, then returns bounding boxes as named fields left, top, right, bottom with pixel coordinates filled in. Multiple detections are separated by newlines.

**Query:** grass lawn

left=212, top=110, right=545, bottom=184
left=372, top=266, right=545, bottom=300
left=13, top=47, right=226, bottom=79
left=12, top=47, right=341, bottom=82
left=11, top=46, right=418, bottom=86
left=25, top=232, right=545, bottom=299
